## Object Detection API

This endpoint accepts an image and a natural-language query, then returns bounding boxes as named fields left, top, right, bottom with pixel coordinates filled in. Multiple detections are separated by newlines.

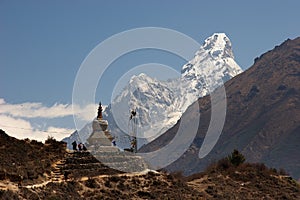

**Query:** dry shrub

left=109, top=175, right=121, bottom=183
left=216, top=158, right=233, bottom=170
left=0, top=190, right=20, bottom=200
left=169, top=171, right=184, bottom=180
left=185, top=171, right=205, bottom=182
left=137, top=190, right=153, bottom=198
left=227, top=149, right=245, bottom=166
left=279, top=168, right=288, bottom=175
left=85, top=177, right=98, bottom=188
left=104, top=179, right=111, bottom=187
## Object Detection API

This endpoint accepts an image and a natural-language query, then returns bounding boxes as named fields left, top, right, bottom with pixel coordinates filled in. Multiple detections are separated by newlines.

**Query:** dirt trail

left=0, top=181, right=18, bottom=191
left=79, top=169, right=156, bottom=181
left=25, top=169, right=155, bottom=188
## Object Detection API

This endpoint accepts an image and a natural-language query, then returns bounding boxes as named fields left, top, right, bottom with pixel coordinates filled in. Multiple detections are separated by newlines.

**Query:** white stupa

left=87, top=102, right=113, bottom=146
left=86, top=102, right=149, bottom=173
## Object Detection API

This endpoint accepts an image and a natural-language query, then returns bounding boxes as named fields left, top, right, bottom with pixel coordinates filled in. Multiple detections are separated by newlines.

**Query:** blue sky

left=1, top=0, right=299, bottom=141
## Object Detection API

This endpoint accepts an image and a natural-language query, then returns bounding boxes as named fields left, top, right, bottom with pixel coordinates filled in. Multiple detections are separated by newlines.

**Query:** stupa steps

left=90, top=147, right=149, bottom=170
left=93, top=155, right=144, bottom=162
left=63, top=153, right=148, bottom=172
left=60, top=163, right=110, bottom=171
left=49, top=147, right=149, bottom=182
left=60, top=162, right=146, bottom=173
left=63, top=168, right=116, bottom=174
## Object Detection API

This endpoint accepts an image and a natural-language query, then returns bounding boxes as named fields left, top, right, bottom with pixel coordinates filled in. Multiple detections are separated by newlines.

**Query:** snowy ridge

left=105, top=73, right=181, bottom=148
left=104, top=33, right=243, bottom=149
left=180, top=33, right=243, bottom=110
left=63, top=33, right=243, bottom=149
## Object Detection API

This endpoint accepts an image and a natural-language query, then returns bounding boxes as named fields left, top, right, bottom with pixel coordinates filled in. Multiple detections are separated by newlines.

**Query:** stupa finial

left=97, top=101, right=103, bottom=120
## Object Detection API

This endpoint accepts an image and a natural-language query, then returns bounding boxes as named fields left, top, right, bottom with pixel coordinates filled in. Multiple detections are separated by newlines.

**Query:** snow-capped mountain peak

left=129, top=73, right=154, bottom=85
left=180, top=32, right=242, bottom=112
left=202, top=33, right=234, bottom=59
left=182, top=33, right=239, bottom=75
left=64, top=33, right=243, bottom=150
left=109, top=33, right=243, bottom=146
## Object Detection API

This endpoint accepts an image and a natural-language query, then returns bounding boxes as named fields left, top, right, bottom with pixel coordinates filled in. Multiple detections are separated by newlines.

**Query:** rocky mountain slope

left=140, top=37, right=300, bottom=180
left=1, top=132, right=299, bottom=199
left=64, top=33, right=243, bottom=149
left=0, top=130, right=204, bottom=199
left=186, top=156, right=300, bottom=199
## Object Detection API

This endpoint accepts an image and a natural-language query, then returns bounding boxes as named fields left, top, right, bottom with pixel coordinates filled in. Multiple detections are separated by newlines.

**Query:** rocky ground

left=186, top=159, right=300, bottom=199
left=0, top=130, right=300, bottom=199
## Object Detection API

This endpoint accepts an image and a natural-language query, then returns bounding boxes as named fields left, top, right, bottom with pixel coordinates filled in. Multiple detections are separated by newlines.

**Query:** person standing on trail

left=78, top=143, right=83, bottom=151
left=82, top=144, right=87, bottom=151
left=72, top=141, right=77, bottom=151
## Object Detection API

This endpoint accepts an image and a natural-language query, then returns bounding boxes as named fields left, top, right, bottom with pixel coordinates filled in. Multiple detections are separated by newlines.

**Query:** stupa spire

left=97, top=102, right=103, bottom=120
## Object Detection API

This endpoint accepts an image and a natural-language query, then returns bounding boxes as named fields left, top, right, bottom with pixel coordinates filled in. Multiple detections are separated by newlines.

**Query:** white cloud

left=0, top=114, right=32, bottom=138
left=0, top=114, right=74, bottom=142
left=0, top=98, right=108, bottom=142
left=45, top=126, right=75, bottom=140
left=72, top=103, right=98, bottom=122
left=0, top=98, right=100, bottom=122
left=0, top=98, right=72, bottom=118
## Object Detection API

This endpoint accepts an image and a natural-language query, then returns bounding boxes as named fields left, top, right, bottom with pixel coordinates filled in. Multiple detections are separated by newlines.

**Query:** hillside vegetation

left=0, top=129, right=66, bottom=185
left=0, top=130, right=299, bottom=199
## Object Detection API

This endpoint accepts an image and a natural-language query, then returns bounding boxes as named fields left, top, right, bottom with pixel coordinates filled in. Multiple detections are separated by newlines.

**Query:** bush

left=0, top=189, right=20, bottom=200
left=217, top=158, right=232, bottom=170
left=137, top=191, right=153, bottom=198
left=85, top=177, right=98, bottom=188
left=227, top=149, right=245, bottom=167
left=45, top=136, right=56, bottom=144
left=109, top=175, right=121, bottom=182
left=169, top=171, right=184, bottom=180
left=279, top=168, right=288, bottom=175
